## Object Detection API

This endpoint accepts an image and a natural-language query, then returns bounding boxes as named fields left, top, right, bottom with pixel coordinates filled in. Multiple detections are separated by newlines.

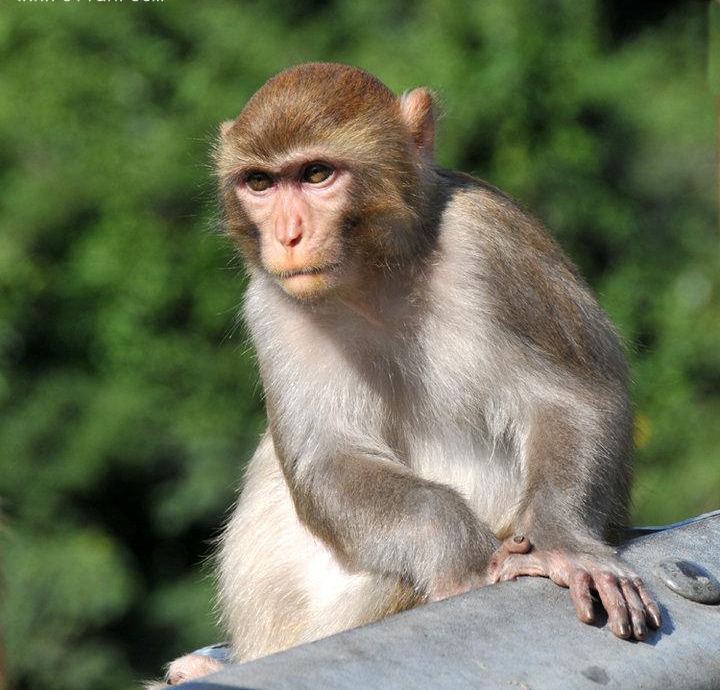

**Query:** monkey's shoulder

left=435, top=168, right=625, bottom=381
left=436, top=169, right=573, bottom=268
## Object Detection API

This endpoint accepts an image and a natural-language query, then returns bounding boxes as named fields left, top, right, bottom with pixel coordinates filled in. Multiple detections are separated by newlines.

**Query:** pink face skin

left=234, top=156, right=353, bottom=299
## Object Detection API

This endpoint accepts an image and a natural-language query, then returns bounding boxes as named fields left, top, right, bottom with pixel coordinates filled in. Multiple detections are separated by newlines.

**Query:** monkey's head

left=215, top=62, right=435, bottom=301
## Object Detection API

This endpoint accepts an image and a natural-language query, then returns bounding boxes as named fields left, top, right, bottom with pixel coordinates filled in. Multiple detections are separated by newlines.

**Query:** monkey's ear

left=219, top=120, right=236, bottom=138
left=400, top=88, right=435, bottom=160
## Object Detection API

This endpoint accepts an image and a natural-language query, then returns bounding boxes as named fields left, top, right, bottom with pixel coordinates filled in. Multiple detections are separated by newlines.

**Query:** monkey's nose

left=284, top=232, right=302, bottom=248
left=275, top=218, right=303, bottom=249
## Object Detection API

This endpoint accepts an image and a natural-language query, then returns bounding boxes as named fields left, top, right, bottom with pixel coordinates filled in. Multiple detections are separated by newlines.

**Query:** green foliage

left=0, top=1, right=717, bottom=688
left=3, top=528, right=135, bottom=690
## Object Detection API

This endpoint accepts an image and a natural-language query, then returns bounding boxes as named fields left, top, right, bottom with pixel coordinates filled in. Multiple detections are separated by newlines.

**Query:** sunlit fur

left=159, top=63, right=638, bottom=683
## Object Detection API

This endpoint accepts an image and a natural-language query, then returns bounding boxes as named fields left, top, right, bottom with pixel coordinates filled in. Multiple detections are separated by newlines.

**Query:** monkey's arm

left=466, top=189, right=661, bottom=639
left=490, top=394, right=662, bottom=640
left=520, top=398, right=632, bottom=550
left=290, top=449, right=499, bottom=600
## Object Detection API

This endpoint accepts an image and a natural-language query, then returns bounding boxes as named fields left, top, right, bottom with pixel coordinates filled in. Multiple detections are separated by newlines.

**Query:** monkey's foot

left=165, top=653, right=226, bottom=685
left=487, top=539, right=661, bottom=640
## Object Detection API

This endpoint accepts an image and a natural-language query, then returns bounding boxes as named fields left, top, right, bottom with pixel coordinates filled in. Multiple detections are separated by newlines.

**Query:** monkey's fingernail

left=618, top=622, right=631, bottom=638
left=513, top=534, right=525, bottom=544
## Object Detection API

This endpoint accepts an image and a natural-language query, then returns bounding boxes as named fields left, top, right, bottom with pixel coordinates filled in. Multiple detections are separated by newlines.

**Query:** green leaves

left=3, top=528, right=136, bottom=690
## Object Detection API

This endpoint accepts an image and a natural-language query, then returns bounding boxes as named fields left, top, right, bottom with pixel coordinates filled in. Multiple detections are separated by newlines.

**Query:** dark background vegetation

left=0, top=0, right=717, bottom=688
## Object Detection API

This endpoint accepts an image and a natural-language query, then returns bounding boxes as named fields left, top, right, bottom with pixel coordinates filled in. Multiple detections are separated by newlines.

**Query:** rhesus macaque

left=154, top=62, right=661, bottom=686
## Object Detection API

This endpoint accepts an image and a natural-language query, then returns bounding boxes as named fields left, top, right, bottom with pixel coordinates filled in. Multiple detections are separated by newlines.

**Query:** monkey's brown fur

left=151, top=63, right=659, bottom=686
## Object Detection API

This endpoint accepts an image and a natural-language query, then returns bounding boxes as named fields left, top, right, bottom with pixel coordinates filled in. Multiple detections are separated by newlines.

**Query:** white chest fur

left=246, top=274, right=528, bottom=538
left=408, top=427, right=524, bottom=538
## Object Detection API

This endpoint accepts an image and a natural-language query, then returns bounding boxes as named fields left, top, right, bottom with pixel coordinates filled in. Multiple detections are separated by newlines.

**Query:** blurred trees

left=0, top=1, right=717, bottom=688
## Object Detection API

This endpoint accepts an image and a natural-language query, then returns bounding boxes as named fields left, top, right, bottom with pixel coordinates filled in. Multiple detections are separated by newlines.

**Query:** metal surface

left=193, top=644, right=233, bottom=664
left=655, top=558, right=720, bottom=605
left=183, top=514, right=720, bottom=690
left=622, top=508, right=720, bottom=537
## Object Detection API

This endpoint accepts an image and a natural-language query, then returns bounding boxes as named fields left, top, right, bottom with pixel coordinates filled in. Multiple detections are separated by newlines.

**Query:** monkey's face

left=215, top=63, right=436, bottom=300
left=230, top=155, right=355, bottom=300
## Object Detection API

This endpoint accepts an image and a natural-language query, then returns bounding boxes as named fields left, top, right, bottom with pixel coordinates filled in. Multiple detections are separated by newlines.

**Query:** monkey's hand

left=486, top=537, right=661, bottom=641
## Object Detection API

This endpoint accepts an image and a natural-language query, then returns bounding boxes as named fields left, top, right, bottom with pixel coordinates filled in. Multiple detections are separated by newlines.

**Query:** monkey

left=151, top=62, right=661, bottom=686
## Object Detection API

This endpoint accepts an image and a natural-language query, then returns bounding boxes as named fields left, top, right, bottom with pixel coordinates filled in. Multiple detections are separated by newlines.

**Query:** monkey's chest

left=405, top=429, right=525, bottom=538
left=376, top=340, right=526, bottom=536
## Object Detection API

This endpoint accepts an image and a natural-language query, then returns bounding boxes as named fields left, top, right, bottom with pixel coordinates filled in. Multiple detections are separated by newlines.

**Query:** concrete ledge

left=184, top=512, right=720, bottom=690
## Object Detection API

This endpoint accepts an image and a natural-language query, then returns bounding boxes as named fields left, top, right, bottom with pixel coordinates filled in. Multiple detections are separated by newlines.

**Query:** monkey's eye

left=245, top=171, right=274, bottom=192
left=302, top=162, right=333, bottom=184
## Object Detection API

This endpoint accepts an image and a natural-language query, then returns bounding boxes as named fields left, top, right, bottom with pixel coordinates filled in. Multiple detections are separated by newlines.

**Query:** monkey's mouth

left=273, top=263, right=341, bottom=299
left=277, top=264, right=338, bottom=280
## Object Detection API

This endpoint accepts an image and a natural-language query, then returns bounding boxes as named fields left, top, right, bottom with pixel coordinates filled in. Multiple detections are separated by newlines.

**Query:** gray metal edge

left=182, top=513, right=720, bottom=690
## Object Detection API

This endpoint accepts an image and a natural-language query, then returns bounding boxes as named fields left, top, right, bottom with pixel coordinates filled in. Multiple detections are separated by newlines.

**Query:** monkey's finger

left=593, top=571, right=631, bottom=639
left=487, top=541, right=530, bottom=582
left=489, top=536, right=532, bottom=573
left=495, top=553, right=545, bottom=582
left=504, top=534, right=532, bottom=554
left=619, top=577, right=648, bottom=640
left=569, top=569, right=595, bottom=624
left=633, top=578, right=662, bottom=629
